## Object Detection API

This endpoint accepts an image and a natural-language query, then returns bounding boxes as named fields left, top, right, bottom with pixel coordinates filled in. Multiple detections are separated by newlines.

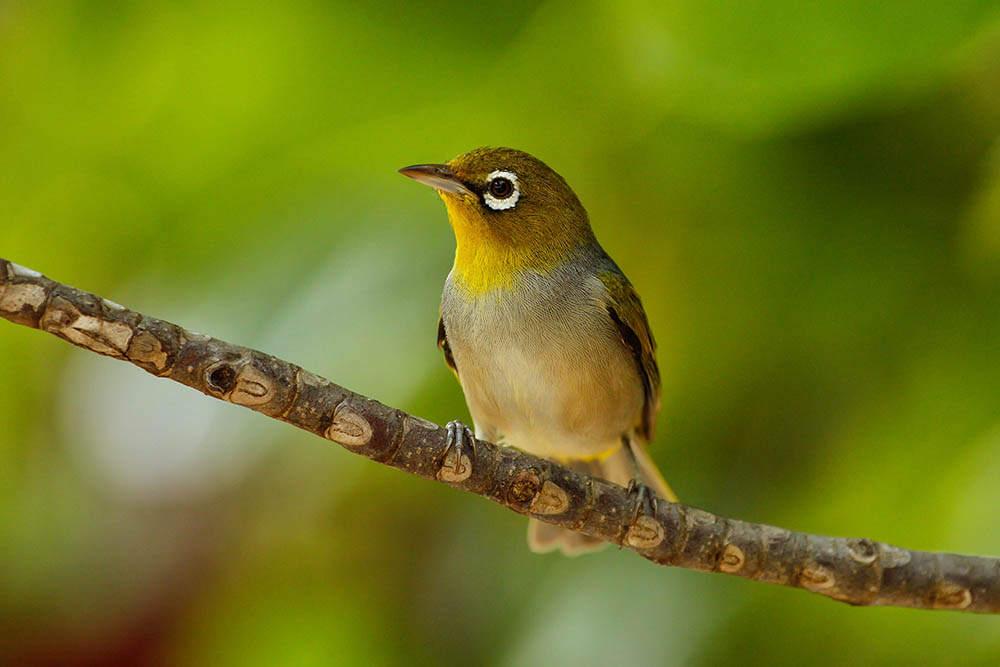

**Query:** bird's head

left=400, top=147, right=595, bottom=293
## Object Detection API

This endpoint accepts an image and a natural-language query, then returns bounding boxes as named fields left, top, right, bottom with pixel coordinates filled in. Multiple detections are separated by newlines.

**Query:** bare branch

left=2, top=257, right=998, bottom=614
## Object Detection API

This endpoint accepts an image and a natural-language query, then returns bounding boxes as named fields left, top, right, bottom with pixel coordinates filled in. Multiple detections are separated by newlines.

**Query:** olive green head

left=399, top=148, right=596, bottom=291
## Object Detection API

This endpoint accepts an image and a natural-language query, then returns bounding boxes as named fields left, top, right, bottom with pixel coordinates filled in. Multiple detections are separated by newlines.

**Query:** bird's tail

left=527, top=438, right=676, bottom=556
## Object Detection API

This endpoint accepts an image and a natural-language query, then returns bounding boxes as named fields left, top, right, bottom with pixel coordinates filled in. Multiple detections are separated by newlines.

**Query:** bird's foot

left=439, top=420, right=476, bottom=482
left=621, top=479, right=659, bottom=548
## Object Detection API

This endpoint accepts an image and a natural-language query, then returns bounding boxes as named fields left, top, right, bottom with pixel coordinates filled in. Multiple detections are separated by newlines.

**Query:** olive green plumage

left=401, top=147, right=675, bottom=555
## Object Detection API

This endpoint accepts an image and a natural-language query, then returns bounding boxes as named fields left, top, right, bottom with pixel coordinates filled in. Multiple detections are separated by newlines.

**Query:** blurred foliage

left=2, top=0, right=1000, bottom=664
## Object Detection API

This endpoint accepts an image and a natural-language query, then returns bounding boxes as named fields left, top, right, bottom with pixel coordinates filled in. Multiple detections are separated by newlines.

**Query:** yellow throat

left=442, top=194, right=588, bottom=296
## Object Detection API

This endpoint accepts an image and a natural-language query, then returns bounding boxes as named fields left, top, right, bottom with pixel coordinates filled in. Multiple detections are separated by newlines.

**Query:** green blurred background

left=2, top=1, right=1000, bottom=664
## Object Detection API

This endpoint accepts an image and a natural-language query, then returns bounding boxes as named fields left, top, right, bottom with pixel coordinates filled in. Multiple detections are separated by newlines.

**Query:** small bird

left=399, top=147, right=676, bottom=555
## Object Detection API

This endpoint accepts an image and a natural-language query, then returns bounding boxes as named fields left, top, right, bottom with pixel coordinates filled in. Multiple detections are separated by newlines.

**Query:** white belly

left=441, top=269, right=643, bottom=460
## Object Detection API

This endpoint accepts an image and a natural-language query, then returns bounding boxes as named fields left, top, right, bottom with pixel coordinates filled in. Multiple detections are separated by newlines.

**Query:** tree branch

left=2, top=257, right=997, bottom=614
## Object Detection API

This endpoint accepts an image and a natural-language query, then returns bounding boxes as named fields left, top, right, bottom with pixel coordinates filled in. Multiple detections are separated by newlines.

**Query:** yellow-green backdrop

left=2, top=1, right=1000, bottom=664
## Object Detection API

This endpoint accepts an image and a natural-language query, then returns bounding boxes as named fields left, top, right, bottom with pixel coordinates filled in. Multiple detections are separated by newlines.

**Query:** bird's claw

left=627, top=478, right=659, bottom=521
left=620, top=479, right=659, bottom=548
left=440, top=420, right=476, bottom=481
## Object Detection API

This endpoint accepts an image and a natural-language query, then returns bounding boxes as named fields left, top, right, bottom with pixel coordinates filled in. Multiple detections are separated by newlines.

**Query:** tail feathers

left=527, top=456, right=605, bottom=556
left=527, top=442, right=676, bottom=556
left=528, top=517, right=605, bottom=556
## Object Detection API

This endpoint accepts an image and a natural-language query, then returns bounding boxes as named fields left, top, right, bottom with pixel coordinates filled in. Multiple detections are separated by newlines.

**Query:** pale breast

left=441, top=261, right=644, bottom=459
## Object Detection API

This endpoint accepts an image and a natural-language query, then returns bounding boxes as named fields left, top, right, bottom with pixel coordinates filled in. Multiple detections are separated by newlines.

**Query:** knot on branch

left=846, top=537, right=878, bottom=564
left=0, top=263, right=49, bottom=325
left=438, top=449, right=472, bottom=483
left=326, top=403, right=373, bottom=447
left=625, top=515, right=665, bottom=549
left=0, top=282, right=47, bottom=319
left=127, top=331, right=169, bottom=372
left=204, top=360, right=275, bottom=407
left=505, top=472, right=570, bottom=517
left=501, top=470, right=575, bottom=520
left=934, top=584, right=973, bottom=610
left=718, top=544, right=746, bottom=573
left=508, top=470, right=541, bottom=507
left=800, top=562, right=836, bottom=591
left=41, top=296, right=134, bottom=356
left=530, top=481, right=569, bottom=515
left=879, top=544, right=912, bottom=568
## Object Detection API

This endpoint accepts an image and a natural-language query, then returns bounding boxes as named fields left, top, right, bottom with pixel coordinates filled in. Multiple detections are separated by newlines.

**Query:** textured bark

left=2, top=257, right=998, bottom=614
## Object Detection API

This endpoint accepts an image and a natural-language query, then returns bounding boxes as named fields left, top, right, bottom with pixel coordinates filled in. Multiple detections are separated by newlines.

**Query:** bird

left=399, top=147, right=676, bottom=555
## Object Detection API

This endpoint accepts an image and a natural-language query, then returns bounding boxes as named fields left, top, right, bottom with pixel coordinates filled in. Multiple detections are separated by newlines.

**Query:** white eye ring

left=483, top=170, right=520, bottom=210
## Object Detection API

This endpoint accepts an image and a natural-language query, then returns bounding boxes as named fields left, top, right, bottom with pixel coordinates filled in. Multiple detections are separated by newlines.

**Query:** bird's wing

left=599, top=271, right=661, bottom=442
left=437, top=314, right=458, bottom=378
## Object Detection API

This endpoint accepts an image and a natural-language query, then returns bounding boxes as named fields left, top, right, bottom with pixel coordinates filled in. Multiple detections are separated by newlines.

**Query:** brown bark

left=2, top=257, right=998, bottom=614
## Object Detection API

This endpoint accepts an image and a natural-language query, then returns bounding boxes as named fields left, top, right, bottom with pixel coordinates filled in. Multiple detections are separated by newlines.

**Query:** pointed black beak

left=398, top=163, right=475, bottom=196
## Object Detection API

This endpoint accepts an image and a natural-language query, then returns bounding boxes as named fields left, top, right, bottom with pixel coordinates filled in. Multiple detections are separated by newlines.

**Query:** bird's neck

left=451, top=241, right=536, bottom=294
left=450, top=226, right=593, bottom=296
left=442, top=196, right=595, bottom=296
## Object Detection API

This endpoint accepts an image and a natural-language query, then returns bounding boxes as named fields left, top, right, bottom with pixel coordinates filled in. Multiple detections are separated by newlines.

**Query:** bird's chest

left=440, top=271, right=640, bottom=456
left=442, top=271, right=601, bottom=374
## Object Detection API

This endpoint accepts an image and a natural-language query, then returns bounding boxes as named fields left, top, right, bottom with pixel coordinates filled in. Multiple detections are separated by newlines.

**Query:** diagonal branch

left=2, top=256, right=998, bottom=614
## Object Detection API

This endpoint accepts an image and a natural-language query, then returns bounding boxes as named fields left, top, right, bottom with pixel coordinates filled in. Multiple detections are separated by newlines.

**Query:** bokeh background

left=2, top=1, right=1000, bottom=664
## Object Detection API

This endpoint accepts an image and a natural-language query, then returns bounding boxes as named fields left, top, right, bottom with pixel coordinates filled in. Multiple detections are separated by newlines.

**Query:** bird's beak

left=398, top=163, right=475, bottom=197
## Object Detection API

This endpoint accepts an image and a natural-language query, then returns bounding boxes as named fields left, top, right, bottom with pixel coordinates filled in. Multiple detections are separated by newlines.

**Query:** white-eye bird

left=400, top=147, right=676, bottom=555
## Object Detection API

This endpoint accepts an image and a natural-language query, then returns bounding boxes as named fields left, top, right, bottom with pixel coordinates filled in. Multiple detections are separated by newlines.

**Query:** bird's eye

left=483, top=170, right=520, bottom=210
left=489, top=178, right=514, bottom=198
